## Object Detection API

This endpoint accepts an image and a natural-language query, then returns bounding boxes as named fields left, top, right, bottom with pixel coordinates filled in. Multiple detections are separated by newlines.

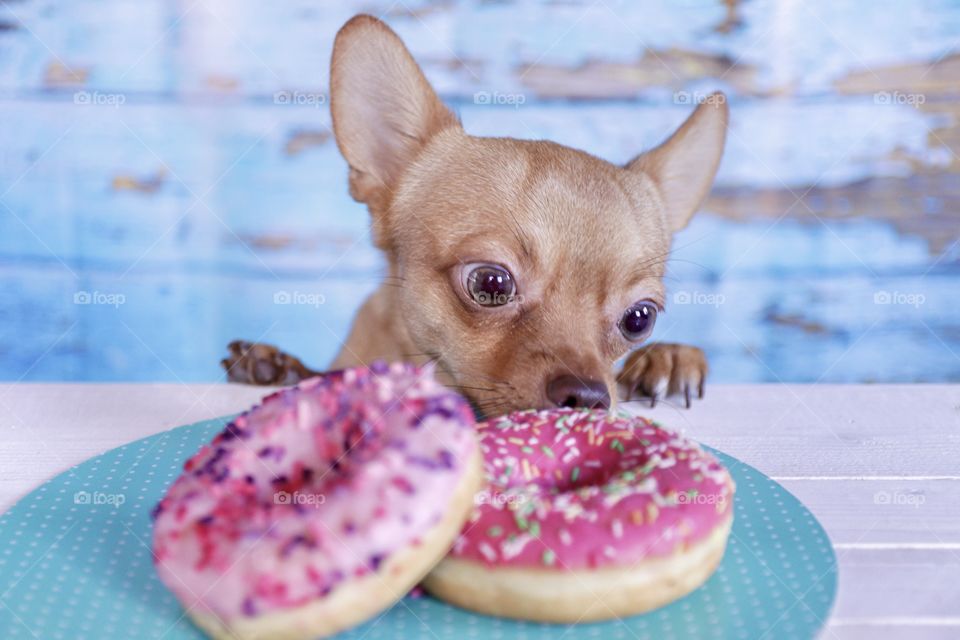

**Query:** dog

left=223, top=14, right=727, bottom=417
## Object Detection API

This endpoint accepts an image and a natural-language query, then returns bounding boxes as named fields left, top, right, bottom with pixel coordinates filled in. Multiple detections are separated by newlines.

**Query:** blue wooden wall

left=0, top=0, right=957, bottom=382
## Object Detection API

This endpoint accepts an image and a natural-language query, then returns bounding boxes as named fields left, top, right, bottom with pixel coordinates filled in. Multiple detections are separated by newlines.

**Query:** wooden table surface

left=1, top=383, right=959, bottom=639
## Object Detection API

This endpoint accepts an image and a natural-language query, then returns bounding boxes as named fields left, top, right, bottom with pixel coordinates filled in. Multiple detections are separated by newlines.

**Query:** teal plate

left=0, top=416, right=837, bottom=639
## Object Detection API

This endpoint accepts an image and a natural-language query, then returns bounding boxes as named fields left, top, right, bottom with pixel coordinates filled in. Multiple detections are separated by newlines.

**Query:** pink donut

left=423, top=408, right=735, bottom=622
left=152, top=363, right=483, bottom=640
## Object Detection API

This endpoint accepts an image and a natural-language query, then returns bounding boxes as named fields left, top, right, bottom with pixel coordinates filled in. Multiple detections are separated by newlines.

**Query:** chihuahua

left=223, top=14, right=726, bottom=417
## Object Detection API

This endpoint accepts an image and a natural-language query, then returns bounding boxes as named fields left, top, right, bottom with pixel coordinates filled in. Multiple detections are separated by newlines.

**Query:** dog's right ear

left=330, top=15, right=459, bottom=239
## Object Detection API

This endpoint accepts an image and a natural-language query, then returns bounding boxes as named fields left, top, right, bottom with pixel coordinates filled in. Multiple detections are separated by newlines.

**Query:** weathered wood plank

left=0, top=265, right=380, bottom=382
left=831, top=548, right=960, bottom=621
left=625, top=384, right=960, bottom=476
left=4, top=384, right=957, bottom=508
left=0, top=383, right=274, bottom=513
left=2, top=0, right=958, bottom=101
left=1, top=94, right=955, bottom=384
left=828, top=620, right=960, bottom=640
left=776, top=479, right=960, bottom=545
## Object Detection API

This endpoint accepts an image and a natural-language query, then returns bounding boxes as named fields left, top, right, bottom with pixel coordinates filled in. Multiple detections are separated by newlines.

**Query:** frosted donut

left=152, top=363, right=483, bottom=640
left=423, top=408, right=734, bottom=622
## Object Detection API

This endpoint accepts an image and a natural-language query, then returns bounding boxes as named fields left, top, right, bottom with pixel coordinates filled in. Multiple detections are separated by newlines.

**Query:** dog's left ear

left=626, top=93, right=728, bottom=231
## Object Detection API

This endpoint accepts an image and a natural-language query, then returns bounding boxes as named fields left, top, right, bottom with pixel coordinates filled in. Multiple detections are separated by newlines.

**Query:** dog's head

left=330, top=15, right=727, bottom=415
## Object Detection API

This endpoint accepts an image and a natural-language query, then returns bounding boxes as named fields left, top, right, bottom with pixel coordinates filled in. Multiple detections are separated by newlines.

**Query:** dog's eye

left=465, top=265, right=516, bottom=307
left=619, top=301, right=657, bottom=341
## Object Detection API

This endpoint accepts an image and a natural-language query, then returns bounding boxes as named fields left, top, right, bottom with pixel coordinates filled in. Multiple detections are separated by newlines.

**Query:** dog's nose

left=546, top=375, right=610, bottom=409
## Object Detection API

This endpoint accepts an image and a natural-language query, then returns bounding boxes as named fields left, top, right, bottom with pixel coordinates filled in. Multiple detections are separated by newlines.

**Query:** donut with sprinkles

left=152, top=362, right=483, bottom=640
left=423, top=407, right=735, bottom=622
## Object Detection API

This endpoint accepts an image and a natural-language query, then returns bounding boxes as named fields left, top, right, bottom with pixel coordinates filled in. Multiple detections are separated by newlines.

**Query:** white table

left=1, top=384, right=958, bottom=639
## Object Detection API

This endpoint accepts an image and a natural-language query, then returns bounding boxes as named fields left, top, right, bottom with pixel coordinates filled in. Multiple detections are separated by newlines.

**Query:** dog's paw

left=617, top=343, right=708, bottom=409
left=221, top=340, right=318, bottom=386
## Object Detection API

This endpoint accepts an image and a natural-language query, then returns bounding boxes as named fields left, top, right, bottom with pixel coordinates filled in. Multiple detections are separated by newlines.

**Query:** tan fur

left=224, top=15, right=728, bottom=414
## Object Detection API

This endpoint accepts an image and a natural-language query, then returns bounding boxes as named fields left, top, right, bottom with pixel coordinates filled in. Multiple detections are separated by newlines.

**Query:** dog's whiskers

left=447, top=384, right=498, bottom=393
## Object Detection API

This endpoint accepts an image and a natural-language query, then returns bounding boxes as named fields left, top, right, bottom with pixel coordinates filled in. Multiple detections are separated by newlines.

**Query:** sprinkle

left=542, top=549, right=556, bottom=566
left=610, top=439, right=625, bottom=453
left=487, top=526, right=503, bottom=538
left=478, top=542, right=497, bottom=562
left=570, top=466, right=580, bottom=483
left=438, top=449, right=455, bottom=469
left=630, top=509, right=644, bottom=525
left=501, top=534, right=532, bottom=560
left=611, top=519, right=624, bottom=538
left=646, top=503, right=659, bottom=523
left=559, top=529, right=573, bottom=546
left=541, top=445, right=555, bottom=458
left=521, top=446, right=534, bottom=454
left=528, top=521, right=541, bottom=538
left=390, top=476, right=416, bottom=495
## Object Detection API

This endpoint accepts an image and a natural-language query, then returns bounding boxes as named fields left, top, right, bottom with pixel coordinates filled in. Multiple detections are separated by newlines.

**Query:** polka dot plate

left=0, top=416, right=837, bottom=639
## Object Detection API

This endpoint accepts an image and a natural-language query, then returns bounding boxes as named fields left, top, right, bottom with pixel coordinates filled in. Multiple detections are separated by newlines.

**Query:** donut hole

left=553, top=451, right=649, bottom=494
left=499, top=446, right=651, bottom=496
